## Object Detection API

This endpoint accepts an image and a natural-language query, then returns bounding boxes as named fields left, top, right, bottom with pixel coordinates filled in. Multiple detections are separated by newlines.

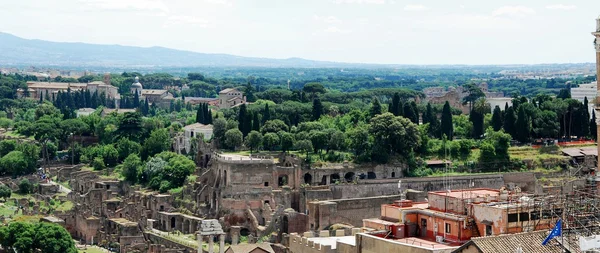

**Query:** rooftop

left=429, top=188, right=500, bottom=199
left=307, top=236, right=356, bottom=249
left=226, top=243, right=274, bottom=253
left=141, top=89, right=168, bottom=95
left=394, top=237, right=456, bottom=250
left=454, top=230, right=578, bottom=253
left=219, top=88, right=238, bottom=94
left=109, top=218, right=138, bottom=227
left=184, top=123, right=213, bottom=130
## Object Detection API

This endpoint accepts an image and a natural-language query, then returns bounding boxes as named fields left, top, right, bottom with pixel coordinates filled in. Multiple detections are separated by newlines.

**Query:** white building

left=571, top=82, right=596, bottom=103
left=179, top=123, right=213, bottom=154
left=487, top=97, right=513, bottom=111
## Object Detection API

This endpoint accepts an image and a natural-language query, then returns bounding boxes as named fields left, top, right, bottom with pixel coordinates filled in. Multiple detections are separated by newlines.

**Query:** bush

left=18, top=179, right=33, bottom=194
left=92, top=157, right=105, bottom=171
left=0, top=184, right=11, bottom=200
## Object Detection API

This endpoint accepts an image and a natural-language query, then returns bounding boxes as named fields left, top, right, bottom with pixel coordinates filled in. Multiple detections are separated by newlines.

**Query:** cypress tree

left=583, top=97, right=590, bottom=137
left=91, top=92, right=99, bottom=108
left=491, top=105, right=503, bottom=131
left=425, top=103, right=439, bottom=137
left=470, top=109, right=484, bottom=139
left=45, top=90, right=50, bottom=101
left=252, top=112, right=260, bottom=131
left=143, top=98, right=150, bottom=116
left=133, top=91, right=140, bottom=108
left=503, top=106, right=516, bottom=138
left=238, top=104, right=250, bottom=137
left=169, top=100, right=174, bottom=112
left=263, top=104, right=271, bottom=124
left=515, top=106, right=530, bottom=143
left=312, top=98, right=323, bottom=121
left=206, top=104, right=213, bottom=124
left=403, top=102, right=417, bottom=123
left=388, top=102, right=394, bottom=114
left=197, top=105, right=204, bottom=123
left=85, top=90, right=92, bottom=107
left=440, top=101, right=453, bottom=140
left=391, top=93, right=401, bottom=116
left=590, top=110, right=597, bottom=141
left=39, top=93, right=43, bottom=103
left=369, top=97, right=382, bottom=119
left=411, top=101, right=419, bottom=123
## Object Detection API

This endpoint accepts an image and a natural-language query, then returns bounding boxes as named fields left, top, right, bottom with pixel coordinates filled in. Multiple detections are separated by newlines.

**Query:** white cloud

left=203, top=0, right=233, bottom=7
left=324, top=26, right=351, bottom=34
left=333, top=0, right=386, bottom=5
left=165, top=16, right=213, bottom=28
left=492, top=6, right=535, bottom=17
left=80, top=0, right=169, bottom=12
left=313, top=15, right=342, bottom=24
left=546, top=4, right=577, bottom=10
left=404, top=4, right=428, bottom=11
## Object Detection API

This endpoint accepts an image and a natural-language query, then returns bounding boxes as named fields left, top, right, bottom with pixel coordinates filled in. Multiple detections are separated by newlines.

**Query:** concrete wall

left=330, top=174, right=505, bottom=200
left=308, top=195, right=402, bottom=230
left=357, top=234, right=456, bottom=253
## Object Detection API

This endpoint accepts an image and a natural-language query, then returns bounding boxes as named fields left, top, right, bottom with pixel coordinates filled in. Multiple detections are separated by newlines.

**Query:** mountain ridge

left=0, top=32, right=351, bottom=68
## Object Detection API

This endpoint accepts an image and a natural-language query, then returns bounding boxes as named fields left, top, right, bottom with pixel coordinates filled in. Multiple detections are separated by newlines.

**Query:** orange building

left=363, top=188, right=561, bottom=246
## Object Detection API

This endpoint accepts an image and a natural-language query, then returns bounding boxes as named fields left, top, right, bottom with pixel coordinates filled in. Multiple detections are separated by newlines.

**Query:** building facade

left=219, top=88, right=247, bottom=109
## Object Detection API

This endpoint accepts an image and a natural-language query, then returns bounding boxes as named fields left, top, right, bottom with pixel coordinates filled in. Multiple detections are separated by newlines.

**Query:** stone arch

left=344, top=172, right=355, bottom=182
left=171, top=217, right=176, bottom=229
left=278, top=175, right=289, bottom=186
left=330, top=173, right=340, bottom=184
left=391, top=172, right=396, bottom=178
left=304, top=173, right=313, bottom=185
left=367, top=172, right=376, bottom=179
left=240, top=228, right=250, bottom=236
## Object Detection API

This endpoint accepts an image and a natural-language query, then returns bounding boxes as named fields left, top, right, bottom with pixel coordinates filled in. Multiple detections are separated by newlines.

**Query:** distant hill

left=0, top=32, right=353, bottom=68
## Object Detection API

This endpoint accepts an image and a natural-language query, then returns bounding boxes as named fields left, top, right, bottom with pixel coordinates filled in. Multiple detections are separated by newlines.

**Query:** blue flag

left=542, top=219, right=562, bottom=245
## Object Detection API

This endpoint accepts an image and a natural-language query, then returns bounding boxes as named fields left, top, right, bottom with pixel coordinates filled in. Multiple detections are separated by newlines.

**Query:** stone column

left=219, top=234, right=225, bottom=253
left=197, top=233, right=203, bottom=253
left=208, top=235, right=214, bottom=253
left=230, top=226, right=241, bottom=245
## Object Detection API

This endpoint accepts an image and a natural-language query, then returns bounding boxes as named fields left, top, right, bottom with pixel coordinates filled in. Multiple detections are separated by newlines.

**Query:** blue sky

left=1, top=0, right=600, bottom=65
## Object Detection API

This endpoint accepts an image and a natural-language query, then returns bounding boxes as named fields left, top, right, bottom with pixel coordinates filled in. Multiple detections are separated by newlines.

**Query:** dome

left=132, top=76, right=143, bottom=89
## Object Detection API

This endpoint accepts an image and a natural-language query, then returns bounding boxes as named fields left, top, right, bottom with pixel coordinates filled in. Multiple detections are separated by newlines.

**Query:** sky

left=1, top=0, right=600, bottom=65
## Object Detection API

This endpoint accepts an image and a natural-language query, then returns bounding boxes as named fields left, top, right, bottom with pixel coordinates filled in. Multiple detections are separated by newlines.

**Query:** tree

left=503, top=106, right=516, bottom=138
left=246, top=131, right=263, bottom=153
left=462, top=83, right=485, bottom=112
left=491, top=105, right=503, bottom=131
left=534, top=110, right=560, bottom=138
left=1, top=151, right=32, bottom=177
left=440, top=101, right=453, bottom=140
left=263, top=133, right=280, bottom=151
left=328, top=130, right=346, bottom=152
left=263, top=104, right=271, bottom=124
left=347, top=125, right=371, bottom=161
left=244, top=82, right=256, bottom=102
left=303, top=82, right=326, bottom=98
left=369, top=113, right=421, bottom=159
left=369, top=97, right=382, bottom=119
left=582, top=97, right=591, bottom=137
left=92, top=157, right=105, bottom=171
left=295, top=140, right=313, bottom=158
left=196, top=104, right=205, bottom=123
left=312, top=98, right=323, bottom=121
left=142, top=157, right=167, bottom=186
left=122, top=154, right=142, bottom=183
left=403, top=102, right=417, bottom=123
left=280, top=132, right=295, bottom=153
left=252, top=112, right=260, bottom=131
left=557, top=85, right=571, bottom=99
left=116, top=138, right=141, bottom=162
left=117, top=112, right=143, bottom=142
left=0, top=185, right=11, bottom=201
left=470, top=98, right=489, bottom=139
left=225, top=129, right=243, bottom=150
left=261, top=120, right=289, bottom=134
left=238, top=104, right=251, bottom=137
left=515, top=106, right=530, bottom=143
left=18, top=178, right=32, bottom=194
left=391, top=93, right=401, bottom=116
left=142, top=128, right=171, bottom=159
left=0, top=222, right=77, bottom=253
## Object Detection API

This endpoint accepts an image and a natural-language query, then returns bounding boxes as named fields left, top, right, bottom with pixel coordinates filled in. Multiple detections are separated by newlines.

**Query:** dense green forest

left=0, top=67, right=596, bottom=186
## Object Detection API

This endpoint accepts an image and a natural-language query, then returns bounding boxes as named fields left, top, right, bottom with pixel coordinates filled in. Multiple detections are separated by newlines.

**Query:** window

left=445, top=223, right=451, bottom=234
left=264, top=182, right=269, bottom=187
left=485, top=225, right=492, bottom=236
